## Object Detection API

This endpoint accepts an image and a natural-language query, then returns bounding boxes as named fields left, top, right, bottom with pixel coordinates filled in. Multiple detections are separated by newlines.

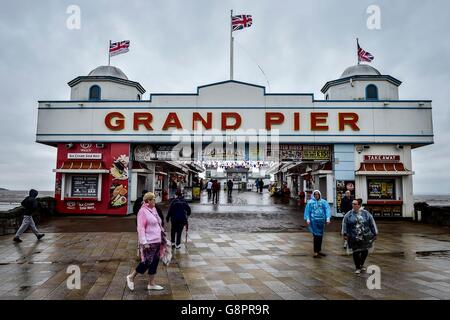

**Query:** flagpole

left=230, top=10, right=234, bottom=80
left=108, top=40, right=111, bottom=66
left=356, top=38, right=360, bottom=65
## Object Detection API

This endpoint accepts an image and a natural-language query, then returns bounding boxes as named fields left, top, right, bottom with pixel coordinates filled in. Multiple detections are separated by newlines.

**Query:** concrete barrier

left=414, top=202, right=450, bottom=227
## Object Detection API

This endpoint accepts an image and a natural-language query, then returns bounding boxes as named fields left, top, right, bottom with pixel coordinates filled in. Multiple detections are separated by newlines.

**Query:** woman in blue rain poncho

left=304, top=190, right=331, bottom=258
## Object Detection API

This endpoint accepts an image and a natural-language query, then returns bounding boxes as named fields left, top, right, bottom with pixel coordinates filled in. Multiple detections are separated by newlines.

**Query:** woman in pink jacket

left=126, top=192, right=166, bottom=291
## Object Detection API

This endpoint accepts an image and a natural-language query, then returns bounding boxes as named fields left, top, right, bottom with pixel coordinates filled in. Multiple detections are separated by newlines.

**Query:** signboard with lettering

left=364, top=155, right=400, bottom=162
left=302, top=145, right=331, bottom=161
left=71, top=175, right=98, bottom=198
left=68, top=153, right=102, bottom=159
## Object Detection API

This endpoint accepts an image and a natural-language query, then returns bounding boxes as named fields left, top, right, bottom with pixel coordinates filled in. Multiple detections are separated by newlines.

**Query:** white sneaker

left=126, top=275, right=134, bottom=291
left=147, top=284, right=164, bottom=291
left=175, top=244, right=181, bottom=249
left=361, top=266, right=367, bottom=272
left=355, top=269, right=361, bottom=274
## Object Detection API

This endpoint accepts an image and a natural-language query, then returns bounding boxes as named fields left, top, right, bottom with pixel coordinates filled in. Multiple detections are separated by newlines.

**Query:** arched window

left=89, top=85, right=101, bottom=100
left=366, top=84, right=378, bottom=100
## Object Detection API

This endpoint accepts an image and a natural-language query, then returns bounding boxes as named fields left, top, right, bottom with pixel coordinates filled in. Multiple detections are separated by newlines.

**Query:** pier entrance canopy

left=36, top=73, right=433, bottom=217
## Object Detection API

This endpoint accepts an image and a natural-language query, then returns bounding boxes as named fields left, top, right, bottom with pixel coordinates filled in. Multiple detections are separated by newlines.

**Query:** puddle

left=416, top=250, right=450, bottom=259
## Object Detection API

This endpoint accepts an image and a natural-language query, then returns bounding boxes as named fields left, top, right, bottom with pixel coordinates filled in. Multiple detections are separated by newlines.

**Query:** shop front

left=355, top=150, right=414, bottom=217
left=36, top=64, right=433, bottom=217
left=53, top=143, right=130, bottom=215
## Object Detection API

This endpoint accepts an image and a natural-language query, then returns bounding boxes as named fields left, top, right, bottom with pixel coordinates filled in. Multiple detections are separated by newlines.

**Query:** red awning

left=132, top=161, right=149, bottom=170
left=60, top=160, right=105, bottom=170
left=356, top=162, right=411, bottom=175
left=53, top=160, right=109, bottom=173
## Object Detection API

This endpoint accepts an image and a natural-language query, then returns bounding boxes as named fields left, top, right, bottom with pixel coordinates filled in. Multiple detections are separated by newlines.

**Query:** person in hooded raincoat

left=13, top=189, right=45, bottom=243
left=342, top=198, right=378, bottom=274
left=303, top=190, right=331, bottom=258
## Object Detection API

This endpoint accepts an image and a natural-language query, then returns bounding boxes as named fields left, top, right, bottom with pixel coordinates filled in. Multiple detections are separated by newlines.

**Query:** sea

left=1, top=189, right=450, bottom=212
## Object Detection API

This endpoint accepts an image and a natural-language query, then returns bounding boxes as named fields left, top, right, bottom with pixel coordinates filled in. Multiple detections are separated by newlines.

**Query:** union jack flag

left=109, top=40, right=130, bottom=57
left=357, top=41, right=374, bottom=63
left=232, top=15, right=253, bottom=32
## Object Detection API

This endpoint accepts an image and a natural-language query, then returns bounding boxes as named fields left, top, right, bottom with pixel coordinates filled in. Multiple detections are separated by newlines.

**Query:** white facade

left=68, top=66, right=145, bottom=101
left=36, top=63, right=434, bottom=218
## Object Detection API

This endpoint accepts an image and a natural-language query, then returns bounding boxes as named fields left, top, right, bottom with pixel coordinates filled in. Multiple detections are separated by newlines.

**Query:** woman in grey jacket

left=342, top=198, right=378, bottom=274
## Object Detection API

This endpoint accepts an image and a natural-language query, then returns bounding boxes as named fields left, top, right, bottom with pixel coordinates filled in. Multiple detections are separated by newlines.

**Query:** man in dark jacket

left=133, top=190, right=164, bottom=227
left=227, top=180, right=233, bottom=197
left=133, top=190, right=148, bottom=215
left=340, top=191, right=354, bottom=215
left=13, top=189, right=45, bottom=243
left=166, top=191, right=191, bottom=249
left=340, top=190, right=354, bottom=249
left=212, top=180, right=220, bottom=204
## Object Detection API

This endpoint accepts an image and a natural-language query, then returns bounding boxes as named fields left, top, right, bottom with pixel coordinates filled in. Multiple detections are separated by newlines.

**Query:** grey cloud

left=0, top=0, right=448, bottom=193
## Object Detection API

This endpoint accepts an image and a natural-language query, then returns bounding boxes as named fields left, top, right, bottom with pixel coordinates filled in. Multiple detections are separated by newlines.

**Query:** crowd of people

left=13, top=186, right=378, bottom=292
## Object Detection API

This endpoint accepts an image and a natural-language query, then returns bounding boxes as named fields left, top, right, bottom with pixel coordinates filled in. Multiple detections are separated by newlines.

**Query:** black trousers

left=171, top=222, right=185, bottom=246
left=227, top=188, right=232, bottom=197
left=352, top=250, right=369, bottom=269
left=136, top=248, right=160, bottom=275
left=313, top=235, right=323, bottom=253
left=212, top=191, right=219, bottom=203
left=207, top=189, right=212, bottom=198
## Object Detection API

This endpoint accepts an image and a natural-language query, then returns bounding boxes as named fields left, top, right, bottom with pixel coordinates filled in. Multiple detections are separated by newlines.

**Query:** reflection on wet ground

left=1, top=189, right=450, bottom=300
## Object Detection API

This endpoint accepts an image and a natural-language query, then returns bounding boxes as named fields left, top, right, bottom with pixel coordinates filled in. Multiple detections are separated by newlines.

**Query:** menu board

left=367, top=205, right=402, bottom=218
left=279, top=144, right=303, bottom=161
left=71, top=175, right=98, bottom=198
left=367, top=179, right=395, bottom=200
left=302, top=145, right=331, bottom=161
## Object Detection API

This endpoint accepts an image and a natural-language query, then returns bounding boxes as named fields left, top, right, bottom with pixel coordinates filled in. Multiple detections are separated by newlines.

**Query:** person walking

left=126, top=192, right=166, bottom=291
left=170, top=178, right=178, bottom=199
left=133, top=190, right=148, bottom=215
left=133, top=189, right=164, bottom=228
left=212, top=180, right=220, bottom=204
left=206, top=179, right=213, bottom=199
left=303, top=190, right=331, bottom=258
left=342, top=198, right=378, bottom=274
left=166, top=191, right=191, bottom=249
left=340, top=190, right=354, bottom=248
left=258, top=179, right=264, bottom=193
left=13, top=189, right=45, bottom=243
left=227, top=179, right=234, bottom=197
left=340, top=191, right=353, bottom=215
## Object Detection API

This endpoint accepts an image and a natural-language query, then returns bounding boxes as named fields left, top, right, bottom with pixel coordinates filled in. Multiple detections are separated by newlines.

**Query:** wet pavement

left=1, top=190, right=450, bottom=300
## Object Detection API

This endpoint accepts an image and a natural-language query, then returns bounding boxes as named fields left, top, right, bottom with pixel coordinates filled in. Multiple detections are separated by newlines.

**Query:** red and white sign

left=68, top=153, right=102, bottom=159
left=364, top=155, right=400, bottom=162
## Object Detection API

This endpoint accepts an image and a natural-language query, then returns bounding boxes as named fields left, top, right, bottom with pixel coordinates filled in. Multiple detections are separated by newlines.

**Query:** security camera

left=96, top=143, right=105, bottom=148
left=396, top=145, right=404, bottom=149
left=66, top=143, right=74, bottom=149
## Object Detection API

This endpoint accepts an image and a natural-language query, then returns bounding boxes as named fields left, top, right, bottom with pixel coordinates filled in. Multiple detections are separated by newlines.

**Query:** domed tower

left=67, top=65, right=146, bottom=101
left=321, top=64, right=402, bottom=101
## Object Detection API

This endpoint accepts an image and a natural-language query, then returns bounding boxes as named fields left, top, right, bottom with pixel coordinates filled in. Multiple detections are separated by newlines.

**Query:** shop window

left=70, top=175, right=99, bottom=198
left=89, top=85, right=101, bottom=100
left=366, top=84, right=378, bottom=100
left=367, top=178, right=395, bottom=200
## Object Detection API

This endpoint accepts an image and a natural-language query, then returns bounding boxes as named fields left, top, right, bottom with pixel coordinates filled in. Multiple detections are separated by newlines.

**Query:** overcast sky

left=0, top=0, right=449, bottom=194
